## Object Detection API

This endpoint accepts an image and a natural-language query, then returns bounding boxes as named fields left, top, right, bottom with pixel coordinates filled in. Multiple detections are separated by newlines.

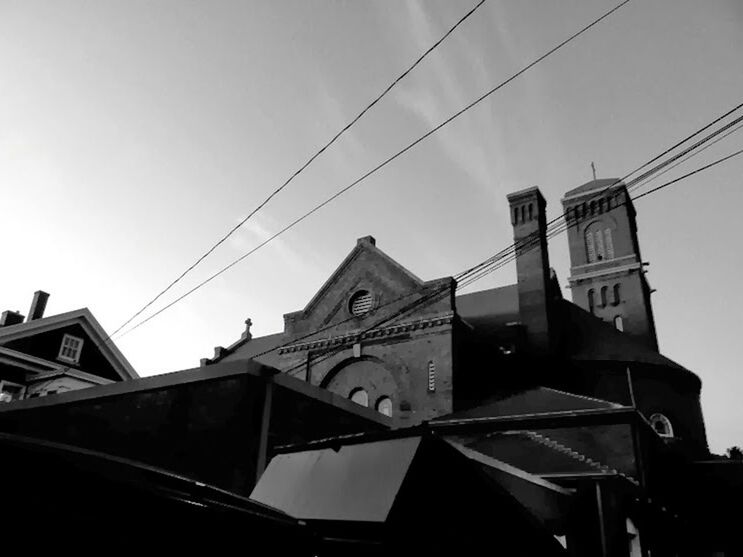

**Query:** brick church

left=205, top=179, right=707, bottom=460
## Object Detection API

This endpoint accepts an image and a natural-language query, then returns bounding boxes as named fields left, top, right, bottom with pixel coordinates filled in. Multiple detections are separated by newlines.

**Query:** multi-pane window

left=427, top=361, right=436, bottom=392
left=58, top=334, right=84, bottom=364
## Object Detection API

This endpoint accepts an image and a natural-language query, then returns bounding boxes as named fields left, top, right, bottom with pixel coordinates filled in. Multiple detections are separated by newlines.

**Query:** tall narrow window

left=349, top=388, right=368, bottom=407
left=604, top=228, right=615, bottom=259
left=600, top=286, right=608, bottom=308
left=590, top=200, right=596, bottom=215
left=588, top=289, right=596, bottom=314
left=613, top=284, right=621, bottom=306
left=427, top=361, right=436, bottom=392
left=513, top=207, right=519, bottom=224
left=598, top=198, right=605, bottom=213
left=595, top=230, right=606, bottom=261
left=586, top=231, right=596, bottom=263
left=614, top=315, right=624, bottom=331
left=528, top=203, right=533, bottom=221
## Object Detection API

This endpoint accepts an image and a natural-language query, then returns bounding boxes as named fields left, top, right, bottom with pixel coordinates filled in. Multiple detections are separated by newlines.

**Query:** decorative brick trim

left=278, top=312, right=454, bottom=354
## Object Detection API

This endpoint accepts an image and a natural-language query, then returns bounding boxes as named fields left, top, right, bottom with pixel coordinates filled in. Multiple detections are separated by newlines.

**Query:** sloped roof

left=562, top=178, right=624, bottom=199
left=219, top=332, right=285, bottom=368
left=0, top=308, right=137, bottom=380
left=456, top=283, right=520, bottom=330
left=558, top=301, right=690, bottom=372
left=438, top=386, right=622, bottom=421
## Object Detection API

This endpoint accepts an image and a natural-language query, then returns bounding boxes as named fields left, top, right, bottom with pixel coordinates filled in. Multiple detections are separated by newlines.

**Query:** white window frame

left=58, top=333, right=84, bottom=364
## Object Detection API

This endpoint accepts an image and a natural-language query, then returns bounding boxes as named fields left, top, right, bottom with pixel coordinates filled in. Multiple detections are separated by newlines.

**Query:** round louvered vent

left=349, top=290, right=373, bottom=316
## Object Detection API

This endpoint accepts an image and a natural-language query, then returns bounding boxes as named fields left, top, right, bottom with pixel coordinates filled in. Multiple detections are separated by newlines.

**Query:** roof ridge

left=542, top=386, right=624, bottom=408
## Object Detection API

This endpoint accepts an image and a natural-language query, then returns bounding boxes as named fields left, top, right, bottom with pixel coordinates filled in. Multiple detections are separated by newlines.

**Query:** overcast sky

left=2, top=0, right=742, bottom=453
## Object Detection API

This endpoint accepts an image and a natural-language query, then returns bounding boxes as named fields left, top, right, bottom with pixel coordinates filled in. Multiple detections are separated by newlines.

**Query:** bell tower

left=561, top=178, right=658, bottom=351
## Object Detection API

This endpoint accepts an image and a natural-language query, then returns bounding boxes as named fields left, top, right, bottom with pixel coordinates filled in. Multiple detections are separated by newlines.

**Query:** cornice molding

left=279, top=312, right=454, bottom=354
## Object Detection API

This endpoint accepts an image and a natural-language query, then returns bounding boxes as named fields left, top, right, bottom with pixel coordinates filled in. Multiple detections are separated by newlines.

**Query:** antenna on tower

left=591, top=161, right=597, bottom=181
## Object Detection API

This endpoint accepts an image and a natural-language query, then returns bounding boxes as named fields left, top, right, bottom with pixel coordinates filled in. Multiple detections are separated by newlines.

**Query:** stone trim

left=568, top=262, right=642, bottom=284
left=279, top=312, right=454, bottom=354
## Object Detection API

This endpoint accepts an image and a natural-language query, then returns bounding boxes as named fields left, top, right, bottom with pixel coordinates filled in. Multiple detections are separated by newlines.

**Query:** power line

left=109, top=0, right=489, bottom=340
left=196, top=137, right=743, bottom=383
left=116, top=0, right=633, bottom=339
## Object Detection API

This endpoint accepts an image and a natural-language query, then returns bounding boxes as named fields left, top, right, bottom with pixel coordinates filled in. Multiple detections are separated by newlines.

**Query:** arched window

left=600, top=286, right=608, bottom=308
left=427, top=361, right=436, bottom=392
left=520, top=205, right=526, bottom=223
left=595, top=229, right=606, bottom=260
left=588, top=289, right=596, bottom=314
left=613, top=315, right=624, bottom=331
left=649, top=413, right=674, bottom=438
left=613, top=284, right=621, bottom=306
left=586, top=230, right=596, bottom=263
left=349, top=388, right=368, bottom=407
left=376, top=396, right=392, bottom=417
left=604, top=228, right=615, bottom=259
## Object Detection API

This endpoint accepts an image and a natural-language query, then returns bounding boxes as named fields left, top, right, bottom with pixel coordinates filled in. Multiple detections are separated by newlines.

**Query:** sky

left=2, top=0, right=742, bottom=453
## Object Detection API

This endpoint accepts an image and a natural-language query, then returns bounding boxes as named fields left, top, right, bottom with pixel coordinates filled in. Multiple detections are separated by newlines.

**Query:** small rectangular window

left=0, top=381, right=26, bottom=403
left=58, top=334, right=84, bottom=364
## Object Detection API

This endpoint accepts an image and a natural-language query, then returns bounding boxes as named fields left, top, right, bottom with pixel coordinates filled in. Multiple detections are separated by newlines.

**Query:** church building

left=205, top=179, right=707, bottom=460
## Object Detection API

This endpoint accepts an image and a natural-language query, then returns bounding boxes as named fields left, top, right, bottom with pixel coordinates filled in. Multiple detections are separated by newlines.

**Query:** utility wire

left=116, top=0, right=633, bottom=339
left=249, top=137, right=743, bottom=371
left=109, top=0, right=488, bottom=339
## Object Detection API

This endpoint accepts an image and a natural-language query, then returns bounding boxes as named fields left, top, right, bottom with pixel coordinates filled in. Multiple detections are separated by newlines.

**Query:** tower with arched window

left=561, top=179, right=658, bottom=351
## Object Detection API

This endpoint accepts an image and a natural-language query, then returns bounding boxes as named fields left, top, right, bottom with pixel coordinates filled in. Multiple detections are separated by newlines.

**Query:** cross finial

left=591, top=161, right=597, bottom=181
left=243, top=318, right=253, bottom=340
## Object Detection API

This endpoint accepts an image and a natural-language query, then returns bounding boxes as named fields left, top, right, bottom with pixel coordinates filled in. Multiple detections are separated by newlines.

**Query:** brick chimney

left=507, top=187, right=553, bottom=355
left=27, top=290, right=49, bottom=321
left=0, top=311, right=25, bottom=327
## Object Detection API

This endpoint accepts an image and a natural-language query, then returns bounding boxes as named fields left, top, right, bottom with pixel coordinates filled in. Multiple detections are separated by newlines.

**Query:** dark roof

left=558, top=301, right=691, bottom=372
left=563, top=178, right=624, bottom=198
left=456, top=284, right=519, bottom=330
left=438, top=386, right=622, bottom=421
left=220, top=332, right=285, bottom=368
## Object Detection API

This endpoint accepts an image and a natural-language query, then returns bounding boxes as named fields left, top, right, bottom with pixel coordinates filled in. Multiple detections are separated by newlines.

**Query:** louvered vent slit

left=349, top=291, right=373, bottom=316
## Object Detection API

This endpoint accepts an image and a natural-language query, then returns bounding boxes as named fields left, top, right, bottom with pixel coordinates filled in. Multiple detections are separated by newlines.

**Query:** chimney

left=506, top=187, right=553, bottom=355
left=27, top=290, right=50, bottom=321
left=0, top=311, right=25, bottom=327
